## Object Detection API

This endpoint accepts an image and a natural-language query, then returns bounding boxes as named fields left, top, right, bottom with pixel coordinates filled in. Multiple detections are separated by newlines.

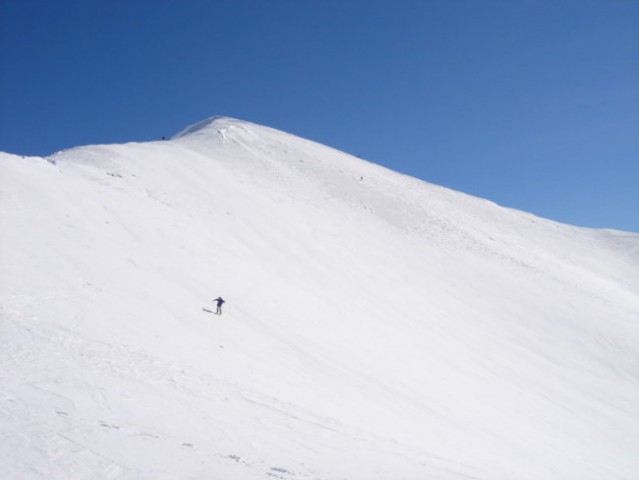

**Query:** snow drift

left=1, top=116, right=638, bottom=479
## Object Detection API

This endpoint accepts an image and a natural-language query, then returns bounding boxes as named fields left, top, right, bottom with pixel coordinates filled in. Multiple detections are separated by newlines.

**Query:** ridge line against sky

left=1, top=0, right=637, bottom=232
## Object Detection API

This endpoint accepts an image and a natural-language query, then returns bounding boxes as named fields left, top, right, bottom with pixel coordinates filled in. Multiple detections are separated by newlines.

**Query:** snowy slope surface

left=1, top=116, right=638, bottom=480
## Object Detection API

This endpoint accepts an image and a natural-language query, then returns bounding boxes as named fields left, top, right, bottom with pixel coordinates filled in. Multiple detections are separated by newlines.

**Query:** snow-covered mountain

left=1, top=117, right=638, bottom=480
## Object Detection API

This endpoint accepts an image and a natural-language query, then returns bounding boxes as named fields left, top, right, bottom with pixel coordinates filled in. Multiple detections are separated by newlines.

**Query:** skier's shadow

left=202, top=308, right=215, bottom=314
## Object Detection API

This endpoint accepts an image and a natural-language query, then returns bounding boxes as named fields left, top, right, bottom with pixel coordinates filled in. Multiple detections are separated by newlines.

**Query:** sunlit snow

left=1, top=117, right=638, bottom=479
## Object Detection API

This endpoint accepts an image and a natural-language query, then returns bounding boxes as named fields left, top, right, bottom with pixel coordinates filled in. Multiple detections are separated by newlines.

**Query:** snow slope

left=1, top=116, right=638, bottom=480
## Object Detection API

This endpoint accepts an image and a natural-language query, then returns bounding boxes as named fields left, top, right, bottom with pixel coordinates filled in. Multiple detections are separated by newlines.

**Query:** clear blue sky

left=1, top=0, right=637, bottom=231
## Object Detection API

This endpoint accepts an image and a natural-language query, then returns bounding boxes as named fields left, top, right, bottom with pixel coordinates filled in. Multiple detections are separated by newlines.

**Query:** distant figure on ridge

left=213, top=297, right=225, bottom=315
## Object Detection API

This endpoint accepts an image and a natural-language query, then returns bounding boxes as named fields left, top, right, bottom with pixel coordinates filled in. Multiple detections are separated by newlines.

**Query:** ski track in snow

left=1, top=117, right=639, bottom=479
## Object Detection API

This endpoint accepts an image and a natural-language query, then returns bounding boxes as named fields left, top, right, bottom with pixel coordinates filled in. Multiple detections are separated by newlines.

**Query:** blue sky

left=1, top=0, right=637, bottom=231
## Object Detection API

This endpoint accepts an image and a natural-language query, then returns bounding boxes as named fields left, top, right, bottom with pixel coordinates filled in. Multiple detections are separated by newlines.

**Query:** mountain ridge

left=1, top=117, right=638, bottom=479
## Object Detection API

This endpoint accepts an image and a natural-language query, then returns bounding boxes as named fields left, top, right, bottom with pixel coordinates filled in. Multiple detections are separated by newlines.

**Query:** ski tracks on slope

left=0, top=311, right=261, bottom=479
left=0, top=311, right=364, bottom=479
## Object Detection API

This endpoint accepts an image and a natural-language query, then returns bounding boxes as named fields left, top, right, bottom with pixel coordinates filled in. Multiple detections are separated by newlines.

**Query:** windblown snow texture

left=1, top=117, right=638, bottom=479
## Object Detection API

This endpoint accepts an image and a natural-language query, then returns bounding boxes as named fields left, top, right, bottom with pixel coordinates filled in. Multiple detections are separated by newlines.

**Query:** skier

left=213, top=297, right=225, bottom=315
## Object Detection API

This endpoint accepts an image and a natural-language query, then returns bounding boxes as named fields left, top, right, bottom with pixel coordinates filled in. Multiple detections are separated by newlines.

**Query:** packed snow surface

left=1, top=117, right=638, bottom=479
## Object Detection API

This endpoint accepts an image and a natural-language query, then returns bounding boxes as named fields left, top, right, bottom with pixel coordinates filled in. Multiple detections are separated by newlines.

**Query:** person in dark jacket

left=213, top=297, right=225, bottom=315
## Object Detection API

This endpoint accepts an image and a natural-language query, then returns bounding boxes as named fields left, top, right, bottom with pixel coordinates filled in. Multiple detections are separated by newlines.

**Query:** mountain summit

left=172, top=115, right=252, bottom=139
left=1, top=118, right=638, bottom=479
